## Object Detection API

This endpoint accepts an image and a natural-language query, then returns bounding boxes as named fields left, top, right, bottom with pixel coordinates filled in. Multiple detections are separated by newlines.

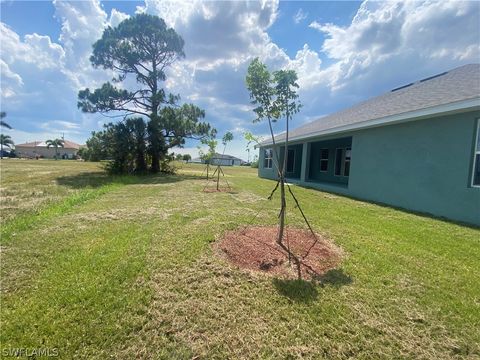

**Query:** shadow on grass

left=273, top=269, right=353, bottom=303
left=314, top=269, right=353, bottom=288
left=56, top=171, right=203, bottom=189
left=272, top=278, right=318, bottom=303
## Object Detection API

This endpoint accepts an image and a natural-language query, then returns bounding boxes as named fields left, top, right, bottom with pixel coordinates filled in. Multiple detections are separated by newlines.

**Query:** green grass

left=1, top=159, right=479, bottom=359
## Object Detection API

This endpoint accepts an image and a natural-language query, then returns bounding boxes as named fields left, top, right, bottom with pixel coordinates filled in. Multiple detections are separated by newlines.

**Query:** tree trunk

left=151, top=152, right=160, bottom=172
left=136, top=149, right=146, bottom=172
left=216, top=165, right=220, bottom=191
left=278, top=103, right=290, bottom=244
left=278, top=176, right=286, bottom=243
left=150, top=60, right=160, bottom=173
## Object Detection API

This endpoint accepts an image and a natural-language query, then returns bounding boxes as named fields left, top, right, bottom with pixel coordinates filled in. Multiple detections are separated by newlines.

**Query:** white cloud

left=286, top=44, right=323, bottom=90
left=140, top=0, right=280, bottom=69
left=0, top=60, right=23, bottom=99
left=0, top=23, right=65, bottom=69
left=38, top=120, right=82, bottom=135
left=2, top=0, right=479, bottom=161
left=53, top=0, right=111, bottom=89
left=109, top=8, right=130, bottom=27
left=293, top=8, right=307, bottom=24
left=309, top=0, right=480, bottom=92
left=0, top=22, right=74, bottom=118
left=41, top=120, right=81, bottom=130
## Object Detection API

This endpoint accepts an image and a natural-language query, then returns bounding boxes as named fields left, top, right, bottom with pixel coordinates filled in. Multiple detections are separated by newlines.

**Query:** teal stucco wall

left=308, top=137, right=352, bottom=185
left=258, top=111, right=480, bottom=226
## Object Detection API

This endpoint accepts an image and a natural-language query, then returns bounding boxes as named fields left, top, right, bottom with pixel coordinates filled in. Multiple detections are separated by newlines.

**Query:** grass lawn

left=1, top=159, right=479, bottom=359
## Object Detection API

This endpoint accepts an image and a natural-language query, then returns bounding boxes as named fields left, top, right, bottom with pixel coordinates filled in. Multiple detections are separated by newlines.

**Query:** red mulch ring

left=215, top=226, right=343, bottom=280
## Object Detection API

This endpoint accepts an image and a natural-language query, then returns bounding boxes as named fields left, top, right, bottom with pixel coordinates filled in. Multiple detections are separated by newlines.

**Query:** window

left=472, top=121, right=480, bottom=187
left=286, top=149, right=295, bottom=173
left=335, top=147, right=352, bottom=177
left=263, top=148, right=273, bottom=169
left=344, top=148, right=351, bottom=177
left=319, top=149, right=329, bottom=172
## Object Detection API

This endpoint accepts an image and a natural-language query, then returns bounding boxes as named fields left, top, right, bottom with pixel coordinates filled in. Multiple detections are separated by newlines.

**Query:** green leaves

left=46, top=139, right=64, bottom=149
left=78, top=83, right=139, bottom=114
left=0, top=111, right=12, bottom=129
left=273, top=69, right=302, bottom=118
left=245, top=58, right=302, bottom=125
left=222, top=131, right=234, bottom=146
left=79, top=14, right=186, bottom=117
left=78, top=14, right=213, bottom=174
left=246, top=58, right=277, bottom=123
left=0, top=134, right=14, bottom=148
left=90, top=14, right=185, bottom=75
left=244, top=131, right=262, bottom=150
left=161, top=104, right=215, bottom=148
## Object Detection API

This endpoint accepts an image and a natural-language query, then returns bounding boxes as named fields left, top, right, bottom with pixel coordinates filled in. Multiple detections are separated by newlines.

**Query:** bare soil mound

left=215, top=226, right=343, bottom=280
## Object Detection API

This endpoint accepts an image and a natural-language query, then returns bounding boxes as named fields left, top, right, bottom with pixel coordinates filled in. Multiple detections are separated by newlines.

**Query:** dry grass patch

left=1, top=161, right=479, bottom=359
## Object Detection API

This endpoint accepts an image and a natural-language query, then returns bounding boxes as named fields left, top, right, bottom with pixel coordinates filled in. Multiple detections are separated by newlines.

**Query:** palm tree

left=0, top=112, right=12, bottom=129
left=46, top=138, right=64, bottom=160
left=0, top=134, right=14, bottom=158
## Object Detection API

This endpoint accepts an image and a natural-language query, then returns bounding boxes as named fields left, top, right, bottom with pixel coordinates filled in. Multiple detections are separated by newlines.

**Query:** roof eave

left=257, top=97, right=480, bottom=147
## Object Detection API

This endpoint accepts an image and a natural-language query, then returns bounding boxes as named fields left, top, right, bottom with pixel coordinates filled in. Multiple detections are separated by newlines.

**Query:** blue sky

left=1, top=0, right=479, bottom=160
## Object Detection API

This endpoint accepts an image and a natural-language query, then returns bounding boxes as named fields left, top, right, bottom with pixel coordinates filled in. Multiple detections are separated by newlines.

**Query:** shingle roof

left=15, top=140, right=82, bottom=149
left=264, top=63, right=480, bottom=145
left=211, top=153, right=244, bottom=161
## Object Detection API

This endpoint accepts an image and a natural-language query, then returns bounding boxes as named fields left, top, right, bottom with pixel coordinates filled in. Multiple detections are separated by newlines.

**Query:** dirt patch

left=215, top=226, right=343, bottom=280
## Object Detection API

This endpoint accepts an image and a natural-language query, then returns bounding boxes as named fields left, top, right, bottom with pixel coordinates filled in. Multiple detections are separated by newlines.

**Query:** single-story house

left=257, top=63, right=480, bottom=226
left=193, top=153, right=246, bottom=166
left=15, top=140, right=83, bottom=159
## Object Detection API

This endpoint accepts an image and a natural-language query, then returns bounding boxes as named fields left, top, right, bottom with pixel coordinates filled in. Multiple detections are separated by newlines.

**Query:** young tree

left=246, top=59, right=280, bottom=171
left=82, top=130, right=111, bottom=161
left=46, top=139, right=65, bottom=160
left=250, top=154, right=259, bottom=168
left=0, top=112, right=12, bottom=129
left=221, top=131, right=233, bottom=155
left=199, top=137, right=217, bottom=179
left=78, top=14, right=213, bottom=173
left=247, top=59, right=286, bottom=238
left=0, top=134, right=14, bottom=158
left=214, top=131, right=234, bottom=190
left=273, top=69, right=301, bottom=242
left=246, top=59, right=303, bottom=277
left=244, top=131, right=263, bottom=162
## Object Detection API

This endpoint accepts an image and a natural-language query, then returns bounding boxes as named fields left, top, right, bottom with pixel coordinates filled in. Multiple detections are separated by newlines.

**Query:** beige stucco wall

left=16, top=147, right=78, bottom=159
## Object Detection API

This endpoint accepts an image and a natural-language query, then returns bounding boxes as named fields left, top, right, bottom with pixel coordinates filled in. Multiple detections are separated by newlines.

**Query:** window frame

left=334, top=147, right=351, bottom=177
left=471, top=120, right=480, bottom=188
left=263, top=148, right=273, bottom=169
left=344, top=147, right=352, bottom=177
left=319, top=148, right=329, bottom=173
left=286, top=148, right=296, bottom=173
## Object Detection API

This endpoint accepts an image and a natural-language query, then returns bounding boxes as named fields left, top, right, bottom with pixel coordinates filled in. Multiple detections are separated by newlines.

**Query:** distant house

left=257, top=64, right=480, bottom=226
left=15, top=140, right=83, bottom=159
left=192, top=153, right=246, bottom=166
